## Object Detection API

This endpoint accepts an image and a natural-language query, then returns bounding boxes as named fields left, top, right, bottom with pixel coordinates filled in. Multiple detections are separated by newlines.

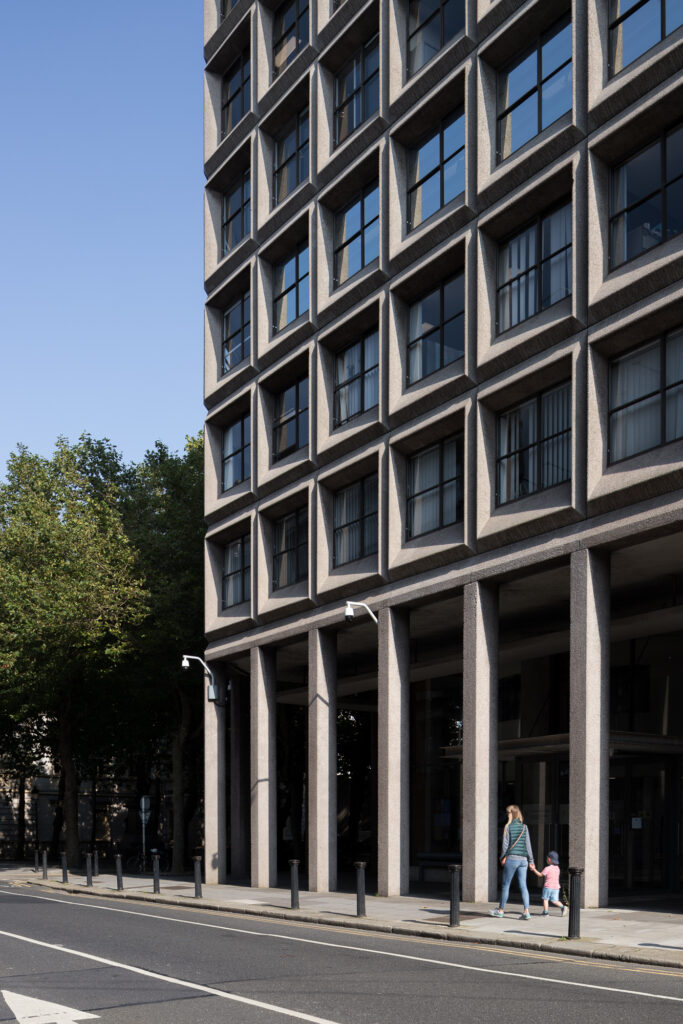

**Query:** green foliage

left=0, top=437, right=147, bottom=714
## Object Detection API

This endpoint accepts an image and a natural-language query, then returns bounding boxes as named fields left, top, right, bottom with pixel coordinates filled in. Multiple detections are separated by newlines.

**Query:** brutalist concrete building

left=202, top=0, right=683, bottom=905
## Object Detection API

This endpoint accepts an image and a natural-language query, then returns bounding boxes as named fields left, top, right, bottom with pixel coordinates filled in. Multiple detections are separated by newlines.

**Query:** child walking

left=532, top=851, right=566, bottom=916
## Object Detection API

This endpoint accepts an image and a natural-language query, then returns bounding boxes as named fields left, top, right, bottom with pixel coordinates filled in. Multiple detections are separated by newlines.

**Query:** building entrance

left=608, top=754, right=682, bottom=893
left=498, top=751, right=569, bottom=874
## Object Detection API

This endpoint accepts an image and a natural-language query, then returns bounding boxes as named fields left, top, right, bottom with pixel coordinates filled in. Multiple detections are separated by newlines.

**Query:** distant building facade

left=203, top=0, right=683, bottom=904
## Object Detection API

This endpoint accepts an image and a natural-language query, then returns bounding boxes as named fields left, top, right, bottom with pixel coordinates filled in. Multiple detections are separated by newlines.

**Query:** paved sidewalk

left=4, top=864, right=681, bottom=970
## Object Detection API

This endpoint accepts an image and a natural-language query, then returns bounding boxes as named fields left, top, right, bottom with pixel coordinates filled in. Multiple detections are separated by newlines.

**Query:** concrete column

left=250, top=646, right=277, bottom=887
left=462, top=581, right=498, bottom=903
left=570, top=548, right=610, bottom=907
left=377, top=606, right=410, bottom=896
left=307, top=627, right=337, bottom=892
left=230, top=677, right=250, bottom=880
left=204, top=663, right=228, bottom=884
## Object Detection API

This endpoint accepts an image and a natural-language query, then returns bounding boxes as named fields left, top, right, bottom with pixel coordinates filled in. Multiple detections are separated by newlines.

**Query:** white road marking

left=0, top=929, right=341, bottom=1024
left=0, top=887, right=681, bottom=1005
left=2, top=989, right=99, bottom=1022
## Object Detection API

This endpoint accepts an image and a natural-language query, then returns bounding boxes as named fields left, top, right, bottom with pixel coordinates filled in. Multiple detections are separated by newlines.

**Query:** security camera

left=181, top=656, right=190, bottom=669
left=344, top=603, right=355, bottom=623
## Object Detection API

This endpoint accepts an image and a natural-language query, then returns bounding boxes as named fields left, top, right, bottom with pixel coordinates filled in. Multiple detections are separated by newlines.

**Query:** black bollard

left=86, top=852, right=93, bottom=887
left=354, top=861, right=366, bottom=918
left=61, top=852, right=68, bottom=883
left=93, top=849, right=99, bottom=878
left=567, top=867, right=583, bottom=939
left=115, top=854, right=123, bottom=891
left=193, top=856, right=202, bottom=899
left=289, top=859, right=300, bottom=910
left=448, top=864, right=461, bottom=927
left=152, top=853, right=160, bottom=893
left=42, top=849, right=48, bottom=880
left=34, top=846, right=39, bottom=873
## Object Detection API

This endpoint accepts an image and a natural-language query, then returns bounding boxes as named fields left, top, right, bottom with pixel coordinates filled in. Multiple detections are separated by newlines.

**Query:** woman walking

left=489, top=804, right=536, bottom=920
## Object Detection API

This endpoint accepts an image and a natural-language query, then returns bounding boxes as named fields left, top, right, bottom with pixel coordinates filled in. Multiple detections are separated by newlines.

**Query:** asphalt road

left=0, top=883, right=680, bottom=1023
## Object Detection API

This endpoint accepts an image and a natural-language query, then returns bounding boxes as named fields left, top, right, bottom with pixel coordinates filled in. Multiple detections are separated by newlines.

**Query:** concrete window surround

left=494, top=379, right=572, bottom=507
left=221, top=532, right=252, bottom=610
left=255, top=483, right=315, bottom=621
left=405, top=0, right=465, bottom=80
left=204, top=263, right=255, bottom=405
left=221, top=412, right=252, bottom=493
left=272, top=0, right=310, bottom=80
left=205, top=512, right=255, bottom=635
left=607, top=0, right=683, bottom=79
left=495, top=13, right=572, bottom=164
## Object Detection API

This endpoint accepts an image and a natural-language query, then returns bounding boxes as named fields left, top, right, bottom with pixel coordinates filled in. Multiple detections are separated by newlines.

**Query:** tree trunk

left=171, top=687, right=191, bottom=874
left=91, top=763, right=98, bottom=848
left=58, top=715, right=80, bottom=868
left=50, top=772, right=65, bottom=860
left=15, top=776, right=26, bottom=860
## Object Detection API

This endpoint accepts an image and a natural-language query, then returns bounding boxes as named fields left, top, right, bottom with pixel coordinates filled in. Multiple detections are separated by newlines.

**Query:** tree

left=0, top=438, right=148, bottom=866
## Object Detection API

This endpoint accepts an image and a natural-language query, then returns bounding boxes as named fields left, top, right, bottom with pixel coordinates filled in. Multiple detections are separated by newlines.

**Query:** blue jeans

left=499, top=856, right=530, bottom=910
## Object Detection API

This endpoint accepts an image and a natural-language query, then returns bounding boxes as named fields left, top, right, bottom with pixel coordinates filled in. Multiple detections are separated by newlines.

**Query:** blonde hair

left=505, top=805, right=523, bottom=824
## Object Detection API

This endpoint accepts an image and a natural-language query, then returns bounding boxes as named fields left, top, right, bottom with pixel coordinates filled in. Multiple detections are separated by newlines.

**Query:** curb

left=20, top=879, right=683, bottom=970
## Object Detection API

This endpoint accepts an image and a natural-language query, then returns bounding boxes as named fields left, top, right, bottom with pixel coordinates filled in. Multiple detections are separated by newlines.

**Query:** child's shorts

left=542, top=887, right=560, bottom=901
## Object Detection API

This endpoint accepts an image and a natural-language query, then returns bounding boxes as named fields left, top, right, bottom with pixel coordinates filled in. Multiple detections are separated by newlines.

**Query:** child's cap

left=547, top=850, right=559, bottom=865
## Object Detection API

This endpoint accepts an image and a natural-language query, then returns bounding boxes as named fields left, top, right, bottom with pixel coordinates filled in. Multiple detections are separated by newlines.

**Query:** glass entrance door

left=503, top=756, right=569, bottom=870
left=608, top=755, right=681, bottom=892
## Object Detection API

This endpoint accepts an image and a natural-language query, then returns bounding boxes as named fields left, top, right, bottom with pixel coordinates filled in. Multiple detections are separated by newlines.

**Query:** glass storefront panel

left=337, top=696, right=377, bottom=876
left=609, top=633, right=683, bottom=892
left=410, top=675, right=462, bottom=881
left=610, top=636, right=683, bottom=737
left=276, top=701, right=307, bottom=872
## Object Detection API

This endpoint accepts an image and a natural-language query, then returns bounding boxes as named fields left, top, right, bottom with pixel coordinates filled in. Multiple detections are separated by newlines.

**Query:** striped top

left=501, top=819, right=534, bottom=862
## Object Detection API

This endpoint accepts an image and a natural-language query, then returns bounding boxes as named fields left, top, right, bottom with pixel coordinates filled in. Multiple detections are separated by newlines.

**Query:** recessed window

left=222, top=291, right=250, bottom=375
left=609, top=123, right=683, bottom=268
left=407, top=0, right=465, bottom=78
left=273, top=507, right=308, bottom=589
left=609, top=0, right=683, bottom=76
left=497, top=202, right=572, bottom=333
left=333, top=473, right=378, bottom=566
left=333, top=330, right=379, bottom=427
left=407, top=110, right=465, bottom=230
left=496, top=382, right=571, bottom=505
left=222, top=414, right=251, bottom=491
left=273, top=377, right=309, bottom=461
left=273, top=0, right=309, bottom=78
left=221, top=50, right=251, bottom=140
left=334, top=182, right=379, bottom=287
left=497, top=15, right=572, bottom=162
left=408, top=273, right=464, bottom=385
left=609, top=328, right=683, bottom=462
left=407, top=435, right=463, bottom=538
left=273, top=243, right=309, bottom=333
left=334, top=36, right=379, bottom=147
left=222, top=535, right=250, bottom=608
left=222, top=171, right=251, bottom=257
left=274, top=110, right=309, bottom=206
left=220, top=0, right=240, bottom=21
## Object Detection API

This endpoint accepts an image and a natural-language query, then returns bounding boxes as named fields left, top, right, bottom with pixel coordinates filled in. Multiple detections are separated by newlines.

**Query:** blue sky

left=0, top=1, right=205, bottom=477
